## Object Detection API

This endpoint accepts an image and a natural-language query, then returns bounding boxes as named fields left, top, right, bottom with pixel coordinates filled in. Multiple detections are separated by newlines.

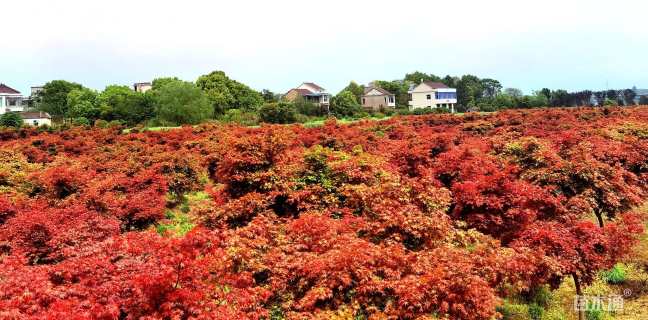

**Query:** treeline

left=32, top=70, right=647, bottom=127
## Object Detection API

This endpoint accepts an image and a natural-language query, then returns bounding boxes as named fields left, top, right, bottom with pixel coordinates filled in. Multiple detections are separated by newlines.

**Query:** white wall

left=23, top=118, right=52, bottom=126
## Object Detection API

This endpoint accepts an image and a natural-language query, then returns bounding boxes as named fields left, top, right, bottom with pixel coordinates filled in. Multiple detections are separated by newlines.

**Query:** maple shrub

left=0, top=107, right=647, bottom=319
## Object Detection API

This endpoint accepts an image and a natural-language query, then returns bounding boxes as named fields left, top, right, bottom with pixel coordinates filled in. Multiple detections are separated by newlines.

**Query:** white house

left=0, top=83, right=26, bottom=114
left=19, top=111, right=52, bottom=127
left=284, top=82, right=331, bottom=108
left=133, top=82, right=152, bottom=93
left=408, top=81, right=457, bottom=112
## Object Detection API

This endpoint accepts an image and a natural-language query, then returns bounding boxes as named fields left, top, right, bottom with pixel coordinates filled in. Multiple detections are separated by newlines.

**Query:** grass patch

left=156, top=210, right=195, bottom=237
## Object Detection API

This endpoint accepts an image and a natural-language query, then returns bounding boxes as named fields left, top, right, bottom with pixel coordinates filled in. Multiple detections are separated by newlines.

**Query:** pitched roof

left=0, top=84, right=21, bottom=94
left=422, top=81, right=448, bottom=89
left=19, top=111, right=51, bottom=119
left=288, top=88, right=313, bottom=96
left=363, top=86, right=393, bottom=96
left=303, top=82, right=325, bottom=91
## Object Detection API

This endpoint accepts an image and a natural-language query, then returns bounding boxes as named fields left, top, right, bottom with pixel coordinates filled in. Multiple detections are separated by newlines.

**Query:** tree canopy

left=152, top=79, right=213, bottom=125
left=37, top=80, right=84, bottom=116
left=196, top=71, right=263, bottom=114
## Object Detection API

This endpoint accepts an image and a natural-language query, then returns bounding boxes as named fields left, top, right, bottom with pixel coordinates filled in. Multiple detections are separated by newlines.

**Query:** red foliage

left=0, top=107, right=647, bottom=319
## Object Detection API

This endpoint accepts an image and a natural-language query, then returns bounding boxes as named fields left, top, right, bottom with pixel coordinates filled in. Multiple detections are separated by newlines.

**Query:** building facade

left=361, top=86, right=395, bottom=111
left=134, top=82, right=153, bottom=93
left=0, top=84, right=26, bottom=114
left=284, top=82, right=330, bottom=108
left=408, top=81, right=457, bottom=112
left=20, top=111, right=52, bottom=126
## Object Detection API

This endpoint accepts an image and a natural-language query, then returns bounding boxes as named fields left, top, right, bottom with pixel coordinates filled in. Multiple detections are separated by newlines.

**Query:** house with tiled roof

left=408, top=81, right=457, bottom=112
left=0, top=83, right=26, bottom=114
left=361, top=86, right=395, bottom=111
left=19, top=111, right=52, bottom=127
left=283, top=82, right=330, bottom=109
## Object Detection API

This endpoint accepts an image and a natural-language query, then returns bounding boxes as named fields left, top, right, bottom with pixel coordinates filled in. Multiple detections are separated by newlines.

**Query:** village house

left=0, top=83, right=26, bottom=114
left=408, top=81, right=457, bottom=112
left=19, top=111, right=52, bottom=127
left=361, top=86, right=396, bottom=111
left=133, top=82, right=153, bottom=93
left=283, top=83, right=331, bottom=109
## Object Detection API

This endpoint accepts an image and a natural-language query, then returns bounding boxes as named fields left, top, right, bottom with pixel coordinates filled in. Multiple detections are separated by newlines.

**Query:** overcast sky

left=3, top=0, right=647, bottom=95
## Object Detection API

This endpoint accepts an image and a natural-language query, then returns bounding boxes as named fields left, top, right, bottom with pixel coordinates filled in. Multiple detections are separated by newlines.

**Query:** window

left=389, top=96, right=394, bottom=103
left=362, top=98, right=366, bottom=105
left=435, top=92, right=457, bottom=100
left=33, top=120, right=38, bottom=126
left=426, top=94, right=431, bottom=100
left=384, top=97, right=387, bottom=103
left=408, top=93, right=412, bottom=101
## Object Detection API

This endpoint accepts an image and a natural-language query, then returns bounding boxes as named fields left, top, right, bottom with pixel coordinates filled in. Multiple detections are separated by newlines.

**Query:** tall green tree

left=481, top=79, right=502, bottom=98
left=37, top=80, right=83, bottom=116
left=455, top=75, right=484, bottom=108
left=152, top=77, right=181, bottom=90
left=504, top=88, right=523, bottom=98
left=66, top=88, right=101, bottom=120
left=152, top=80, right=213, bottom=125
left=195, top=71, right=263, bottom=114
left=261, top=89, right=278, bottom=103
left=404, top=71, right=441, bottom=84
left=341, top=81, right=364, bottom=103
left=374, top=80, right=410, bottom=107
left=331, top=90, right=361, bottom=117
left=98, top=85, right=155, bottom=125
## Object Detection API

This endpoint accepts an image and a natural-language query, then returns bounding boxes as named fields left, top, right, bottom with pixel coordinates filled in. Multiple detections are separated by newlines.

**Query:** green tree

left=481, top=79, right=502, bottom=98
left=456, top=75, right=484, bottom=108
left=622, top=89, right=636, bottom=106
left=37, top=80, right=83, bottom=116
left=195, top=70, right=263, bottom=114
left=262, top=89, right=278, bottom=103
left=639, top=95, right=648, bottom=105
left=539, top=88, right=552, bottom=100
left=152, top=80, right=213, bottom=125
left=293, top=96, right=321, bottom=116
left=404, top=71, right=441, bottom=84
left=259, top=101, right=297, bottom=124
left=66, top=88, right=100, bottom=120
left=504, top=88, right=523, bottom=98
left=152, top=77, right=181, bottom=90
left=374, top=80, right=410, bottom=107
left=550, top=90, right=570, bottom=107
left=441, top=75, right=458, bottom=88
left=98, top=85, right=155, bottom=125
left=341, top=81, right=364, bottom=103
left=0, top=112, right=23, bottom=128
left=331, top=90, right=361, bottom=117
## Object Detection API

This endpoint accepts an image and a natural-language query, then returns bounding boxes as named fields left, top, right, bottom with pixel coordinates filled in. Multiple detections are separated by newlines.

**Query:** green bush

left=531, top=285, right=552, bottom=307
left=0, top=112, right=23, bottom=128
left=72, top=117, right=90, bottom=126
left=586, top=309, right=604, bottom=320
left=496, top=301, right=528, bottom=320
left=94, top=119, right=109, bottom=128
left=259, top=101, right=297, bottom=124
left=527, top=303, right=543, bottom=320
left=602, top=264, right=626, bottom=284
left=218, top=109, right=260, bottom=126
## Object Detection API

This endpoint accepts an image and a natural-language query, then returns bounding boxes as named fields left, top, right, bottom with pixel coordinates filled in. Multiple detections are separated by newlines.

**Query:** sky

left=2, top=0, right=648, bottom=95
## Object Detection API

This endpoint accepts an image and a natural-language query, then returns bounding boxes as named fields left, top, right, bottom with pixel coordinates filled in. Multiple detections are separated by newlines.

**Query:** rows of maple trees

left=0, top=107, right=646, bottom=319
